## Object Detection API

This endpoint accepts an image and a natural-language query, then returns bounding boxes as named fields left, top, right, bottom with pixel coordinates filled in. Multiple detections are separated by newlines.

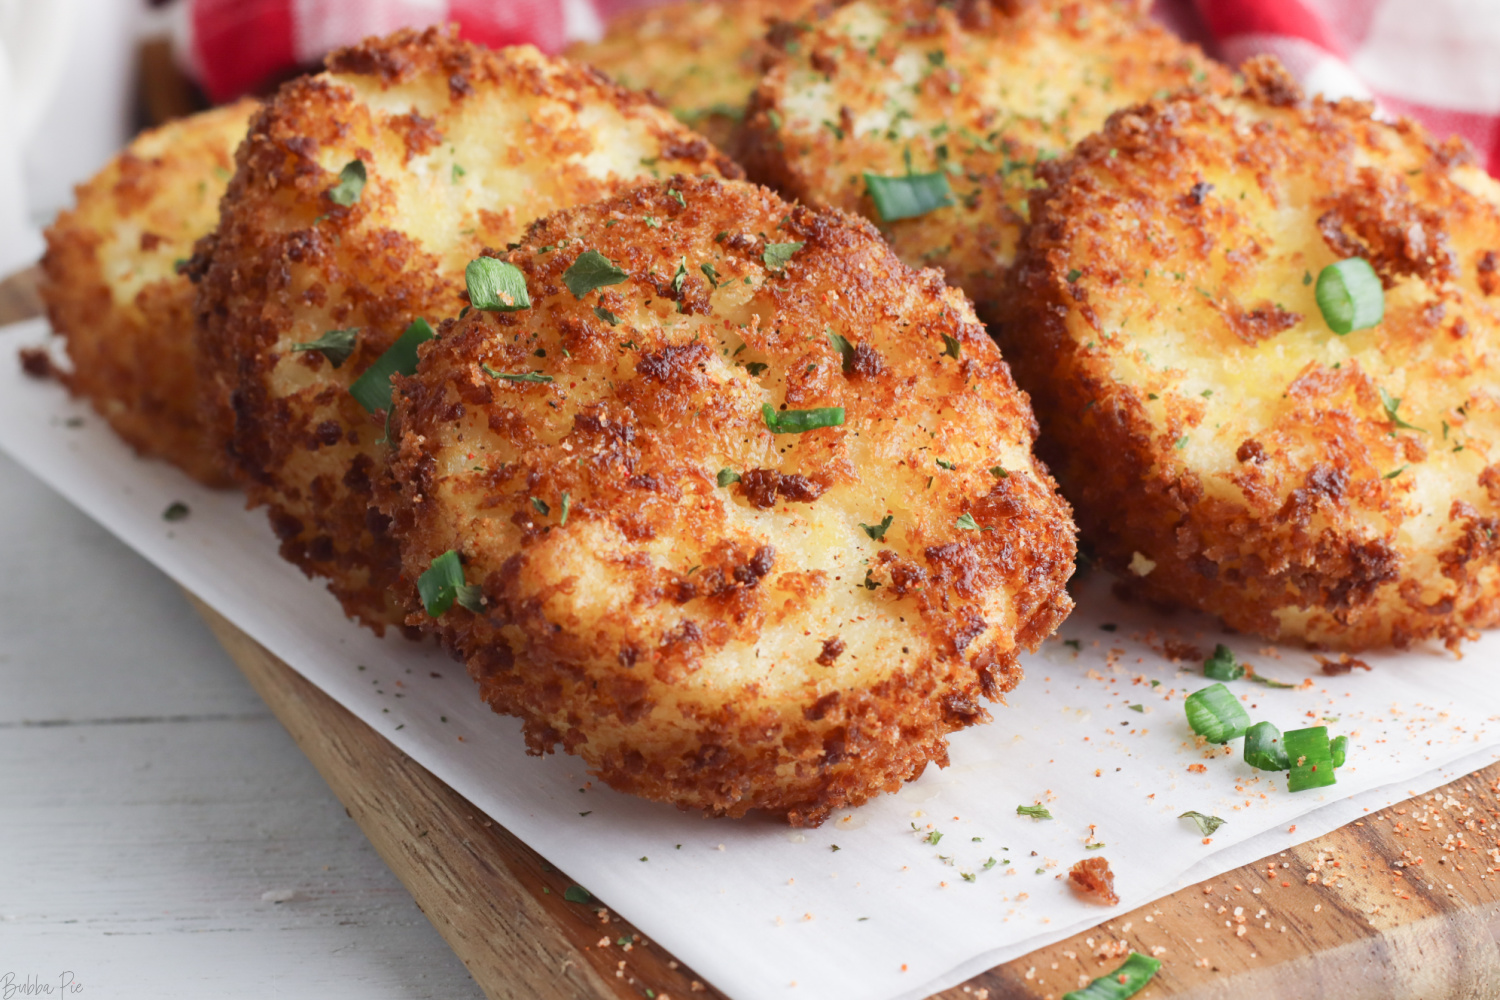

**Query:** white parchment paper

left=4, top=314, right=1499, bottom=1000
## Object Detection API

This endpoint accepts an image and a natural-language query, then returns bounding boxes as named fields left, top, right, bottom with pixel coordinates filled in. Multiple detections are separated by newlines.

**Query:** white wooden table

left=0, top=449, right=485, bottom=998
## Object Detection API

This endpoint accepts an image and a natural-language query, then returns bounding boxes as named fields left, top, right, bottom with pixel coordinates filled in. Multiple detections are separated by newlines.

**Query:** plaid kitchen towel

left=181, top=0, right=1500, bottom=173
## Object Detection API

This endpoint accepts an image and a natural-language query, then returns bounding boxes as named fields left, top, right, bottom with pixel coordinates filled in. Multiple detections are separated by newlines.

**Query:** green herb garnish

left=860, top=515, right=893, bottom=541
left=481, top=364, right=552, bottom=384
left=1016, top=804, right=1052, bottom=820
left=717, top=468, right=741, bottom=487
left=467, top=258, right=530, bottom=312
left=1178, top=811, right=1225, bottom=836
left=941, top=333, right=960, bottom=359
left=163, top=501, right=189, bottom=522
left=593, top=306, right=619, bottom=325
left=827, top=330, right=855, bottom=372
left=291, top=327, right=359, bottom=368
left=1378, top=387, right=1426, bottom=433
left=1285, top=726, right=1338, bottom=792
left=327, top=159, right=366, bottom=206
left=349, top=317, right=434, bottom=414
left=563, top=249, right=628, bottom=299
left=763, top=241, right=805, bottom=270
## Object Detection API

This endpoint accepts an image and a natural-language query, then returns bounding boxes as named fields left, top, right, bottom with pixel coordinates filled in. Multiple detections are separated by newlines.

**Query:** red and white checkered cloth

left=183, top=0, right=1500, bottom=175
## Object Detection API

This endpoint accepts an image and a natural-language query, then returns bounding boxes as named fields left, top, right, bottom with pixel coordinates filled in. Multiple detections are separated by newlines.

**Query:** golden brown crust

left=738, top=0, right=1227, bottom=311
left=566, top=0, right=797, bottom=151
left=193, top=27, right=739, bottom=635
left=40, top=100, right=257, bottom=487
left=1003, top=56, right=1500, bottom=651
left=385, top=176, right=1076, bottom=823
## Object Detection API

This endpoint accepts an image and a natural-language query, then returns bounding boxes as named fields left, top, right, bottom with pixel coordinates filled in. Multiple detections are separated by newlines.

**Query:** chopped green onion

left=291, top=327, right=359, bottom=368
left=1285, top=726, right=1337, bottom=792
left=863, top=171, right=954, bottom=222
left=700, top=262, right=720, bottom=288
left=860, top=514, right=893, bottom=541
left=327, top=159, right=366, bottom=206
left=1203, top=643, right=1243, bottom=681
left=1179, top=811, right=1225, bottom=836
left=162, top=501, right=190, bottom=522
left=989, top=465, right=1009, bottom=479
left=941, top=333, right=961, bottom=359
left=716, top=468, right=740, bottom=487
left=1243, top=720, right=1289, bottom=771
left=1184, top=683, right=1251, bottom=743
left=466, top=257, right=531, bottom=312
left=562, top=249, right=628, bottom=299
left=1329, top=734, right=1348, bottom=769
left=418, top=549, right=484, bottom=617
left=762, top=404, right=844, bottom=434
left=1315, top=258, right=1384, bottom=335
left=744, top=362, right=769, bottom=377
left=349, top=317, right=435, bottom=414
left=762, top=241, right=805, bottom=270
left=562, top=885, right=593, bottom=904
left=481, top=364, right=552, bottom=384
left=593, top=306, right=619, bottom=326
left=559, top=491, right=571, bottom=527
left=955, top=513, right=982, bottom=531
left=1062, top=952, right=1161, bottom=1000
left=531, top=497, right=550, bottom=517
left=1016, top=804, right=1052, bottom=820
left=1378, top=387, right=1426, bottom=433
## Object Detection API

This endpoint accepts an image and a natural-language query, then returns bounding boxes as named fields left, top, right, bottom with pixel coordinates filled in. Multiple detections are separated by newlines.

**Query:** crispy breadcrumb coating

left=1004, top=57, right=1500, bottom=651
left=739, top=0, right=1226, bottom=312
left=193, top=27, right=738, bottom=634
left=566, top=0, right=791, bottom=150
left=40, top=100, right=257, bottom=486
left=384, top=177, right=1076, bottom=823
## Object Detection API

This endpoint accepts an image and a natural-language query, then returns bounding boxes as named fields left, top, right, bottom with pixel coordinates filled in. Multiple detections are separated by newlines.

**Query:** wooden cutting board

left=10, top=266, right=1500, bottom=999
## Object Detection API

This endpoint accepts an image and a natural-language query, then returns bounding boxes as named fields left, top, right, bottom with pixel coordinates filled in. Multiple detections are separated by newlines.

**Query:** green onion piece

left=417, top=549, right=484, bottom=617
left=1062, top=952, right=1161, bottom=1000
left=989, top=465, right=1009, bottom=479
left=762, top=241, right=805, bottom=270
left=1016, top=804, right=1052, bottom=820
left=559, top=491, right=571, bottom=527
left=481, top=364, right=552, bottom=384
left=349, top=317, right=435, bottom=413
left=1243, top=720, right=1289, bottom=771
left=717, top=468, right=741, bottom=487
left=562, top=885, right=593, bottom=904
left=1184, top=683, right=1251, bottom=743
left=562, top=249, right=628, bottom=299
left=1179, top=810, right=1225, bottom=836
left=955, top=513, right=981, bottom=531
left=1285, top=726, right=1337, bottom=792
left=863, top=171, right=954, bottom=222
left=1315, top=258, right=1384, bottom=335
left=744, top=362, right=769, bottom=377
left=291, top=327, right=359, bottom=368
left=1329, top=734, right=1348, bottom=769
left=762, top=404, right=844, bottom=434
left=327, top=159, right=366, bottom=206
left=593, top=306, right=619, bottom=326
left=941, top=333, right=961, bottom=359
left=1203, top=643, right=1244, bottom=681
left=700, top=262, right=720, bottom=288
left=860, top=514, right=893, bottom=541
left=531, top=497, right=550, bottom=517
left=466, top=257, right=531, bottom=312
left=163, top=501, right=190, bottom=522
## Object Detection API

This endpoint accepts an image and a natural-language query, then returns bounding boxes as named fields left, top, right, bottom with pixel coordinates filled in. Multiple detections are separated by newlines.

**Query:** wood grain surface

left=12, top=262, right=1500, bottom=1000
